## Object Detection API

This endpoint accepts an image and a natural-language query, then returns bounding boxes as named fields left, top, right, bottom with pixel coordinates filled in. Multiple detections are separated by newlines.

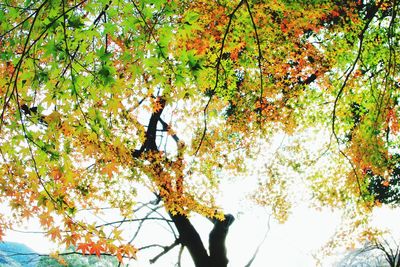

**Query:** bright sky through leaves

left=0, top=0, right=399, bottom=265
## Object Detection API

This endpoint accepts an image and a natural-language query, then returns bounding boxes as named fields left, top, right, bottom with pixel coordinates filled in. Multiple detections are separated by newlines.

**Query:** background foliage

left=0, top=0, right=399, bottom=264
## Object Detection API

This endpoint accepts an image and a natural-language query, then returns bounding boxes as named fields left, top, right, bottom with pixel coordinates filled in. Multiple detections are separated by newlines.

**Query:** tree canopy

left=0, top=0, right=399, bottom=265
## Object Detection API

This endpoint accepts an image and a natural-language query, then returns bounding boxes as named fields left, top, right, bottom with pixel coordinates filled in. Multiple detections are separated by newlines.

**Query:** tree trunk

left=135, top=99, right=235, bottom=266
left=170, top=213, right=234, bottom=267
left=209, top=214, right=235, bottom=267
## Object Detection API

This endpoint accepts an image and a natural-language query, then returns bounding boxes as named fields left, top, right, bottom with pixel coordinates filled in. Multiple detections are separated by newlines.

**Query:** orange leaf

left=44, top=111, right=61, bottom=125
left=39, top=213, right=54, bottom=228
left=48, top=227, right=62, bottom=241
left=90, top=241, right=105, bottom=257
left=116, top=251, right=123, bottom=263
left=64, top=233, right=80, bottom=249
left=77, top=242, right=91, bottom=255
left=101, top=162, right=119, bottom=178
left=382, top=180, right=389, bottom=187
left=50, top=168, right=62, bottom=181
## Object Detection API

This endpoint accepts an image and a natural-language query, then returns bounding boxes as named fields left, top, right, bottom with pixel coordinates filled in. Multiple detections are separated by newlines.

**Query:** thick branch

left=130, top=98, right=236, bottom=267
left=130, top=97, right=209, bottom=266
left=209, top=214, right=235, bottom=267
left=300, top=73, right=317, bottom=85
left=170, top=214, right=210, bottom=267
left=132, top=97, right=166, bottom=157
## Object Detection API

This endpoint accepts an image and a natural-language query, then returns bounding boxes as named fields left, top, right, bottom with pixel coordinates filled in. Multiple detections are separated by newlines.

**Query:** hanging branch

left=331, top=1, right=382, bottom=200
left=244, top=0, right=264, bottom=123
left=194, top=0, right=245, bottom=156
left=244, top=214, right=271, bottom=267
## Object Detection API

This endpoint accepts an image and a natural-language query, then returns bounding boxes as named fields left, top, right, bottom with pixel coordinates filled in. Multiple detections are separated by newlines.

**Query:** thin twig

left=244, top=214, right=271, bottom=267
left=331, top=1, right=382, bottom=200
left=149, top=239, right=181, bottom=264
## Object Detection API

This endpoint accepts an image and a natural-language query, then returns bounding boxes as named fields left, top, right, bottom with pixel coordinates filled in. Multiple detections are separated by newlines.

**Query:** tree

left=0, top=0, right=398, bottom=266
left=337, top=235, right=400, bottom=267
left=336, top=246, right=388, bottom=267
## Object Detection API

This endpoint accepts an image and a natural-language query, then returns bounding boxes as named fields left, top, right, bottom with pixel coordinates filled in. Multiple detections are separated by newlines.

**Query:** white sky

left=4, top=180, right=400, bottom=267
left=3, top=122, right=399, bottom=267
left=3, top=176, right=344, bottom=267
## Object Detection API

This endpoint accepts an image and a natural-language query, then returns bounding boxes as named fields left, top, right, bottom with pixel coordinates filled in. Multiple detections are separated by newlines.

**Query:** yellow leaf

left=44, top=111, right=61, bottom=125
left=112, top=228, right=124, bottom=241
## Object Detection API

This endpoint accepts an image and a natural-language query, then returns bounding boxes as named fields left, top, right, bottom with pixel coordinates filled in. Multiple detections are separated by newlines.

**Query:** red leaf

left=77, top=242, right=91, bottom=255
left=90, top=241, right=105, bottom=257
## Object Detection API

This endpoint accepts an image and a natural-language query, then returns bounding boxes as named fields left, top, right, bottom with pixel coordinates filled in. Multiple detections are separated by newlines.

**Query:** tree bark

left=133, top=98, right=235, bottom=266
left=209, top=214, right=235, bottom=267
left=170, top=213, right=235, bottom=267
left=170, top=214, right=210, bottom=267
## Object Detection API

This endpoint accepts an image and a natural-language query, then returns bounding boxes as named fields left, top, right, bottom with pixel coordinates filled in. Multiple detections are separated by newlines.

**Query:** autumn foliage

left=0, top=0, right=399, bottom=265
